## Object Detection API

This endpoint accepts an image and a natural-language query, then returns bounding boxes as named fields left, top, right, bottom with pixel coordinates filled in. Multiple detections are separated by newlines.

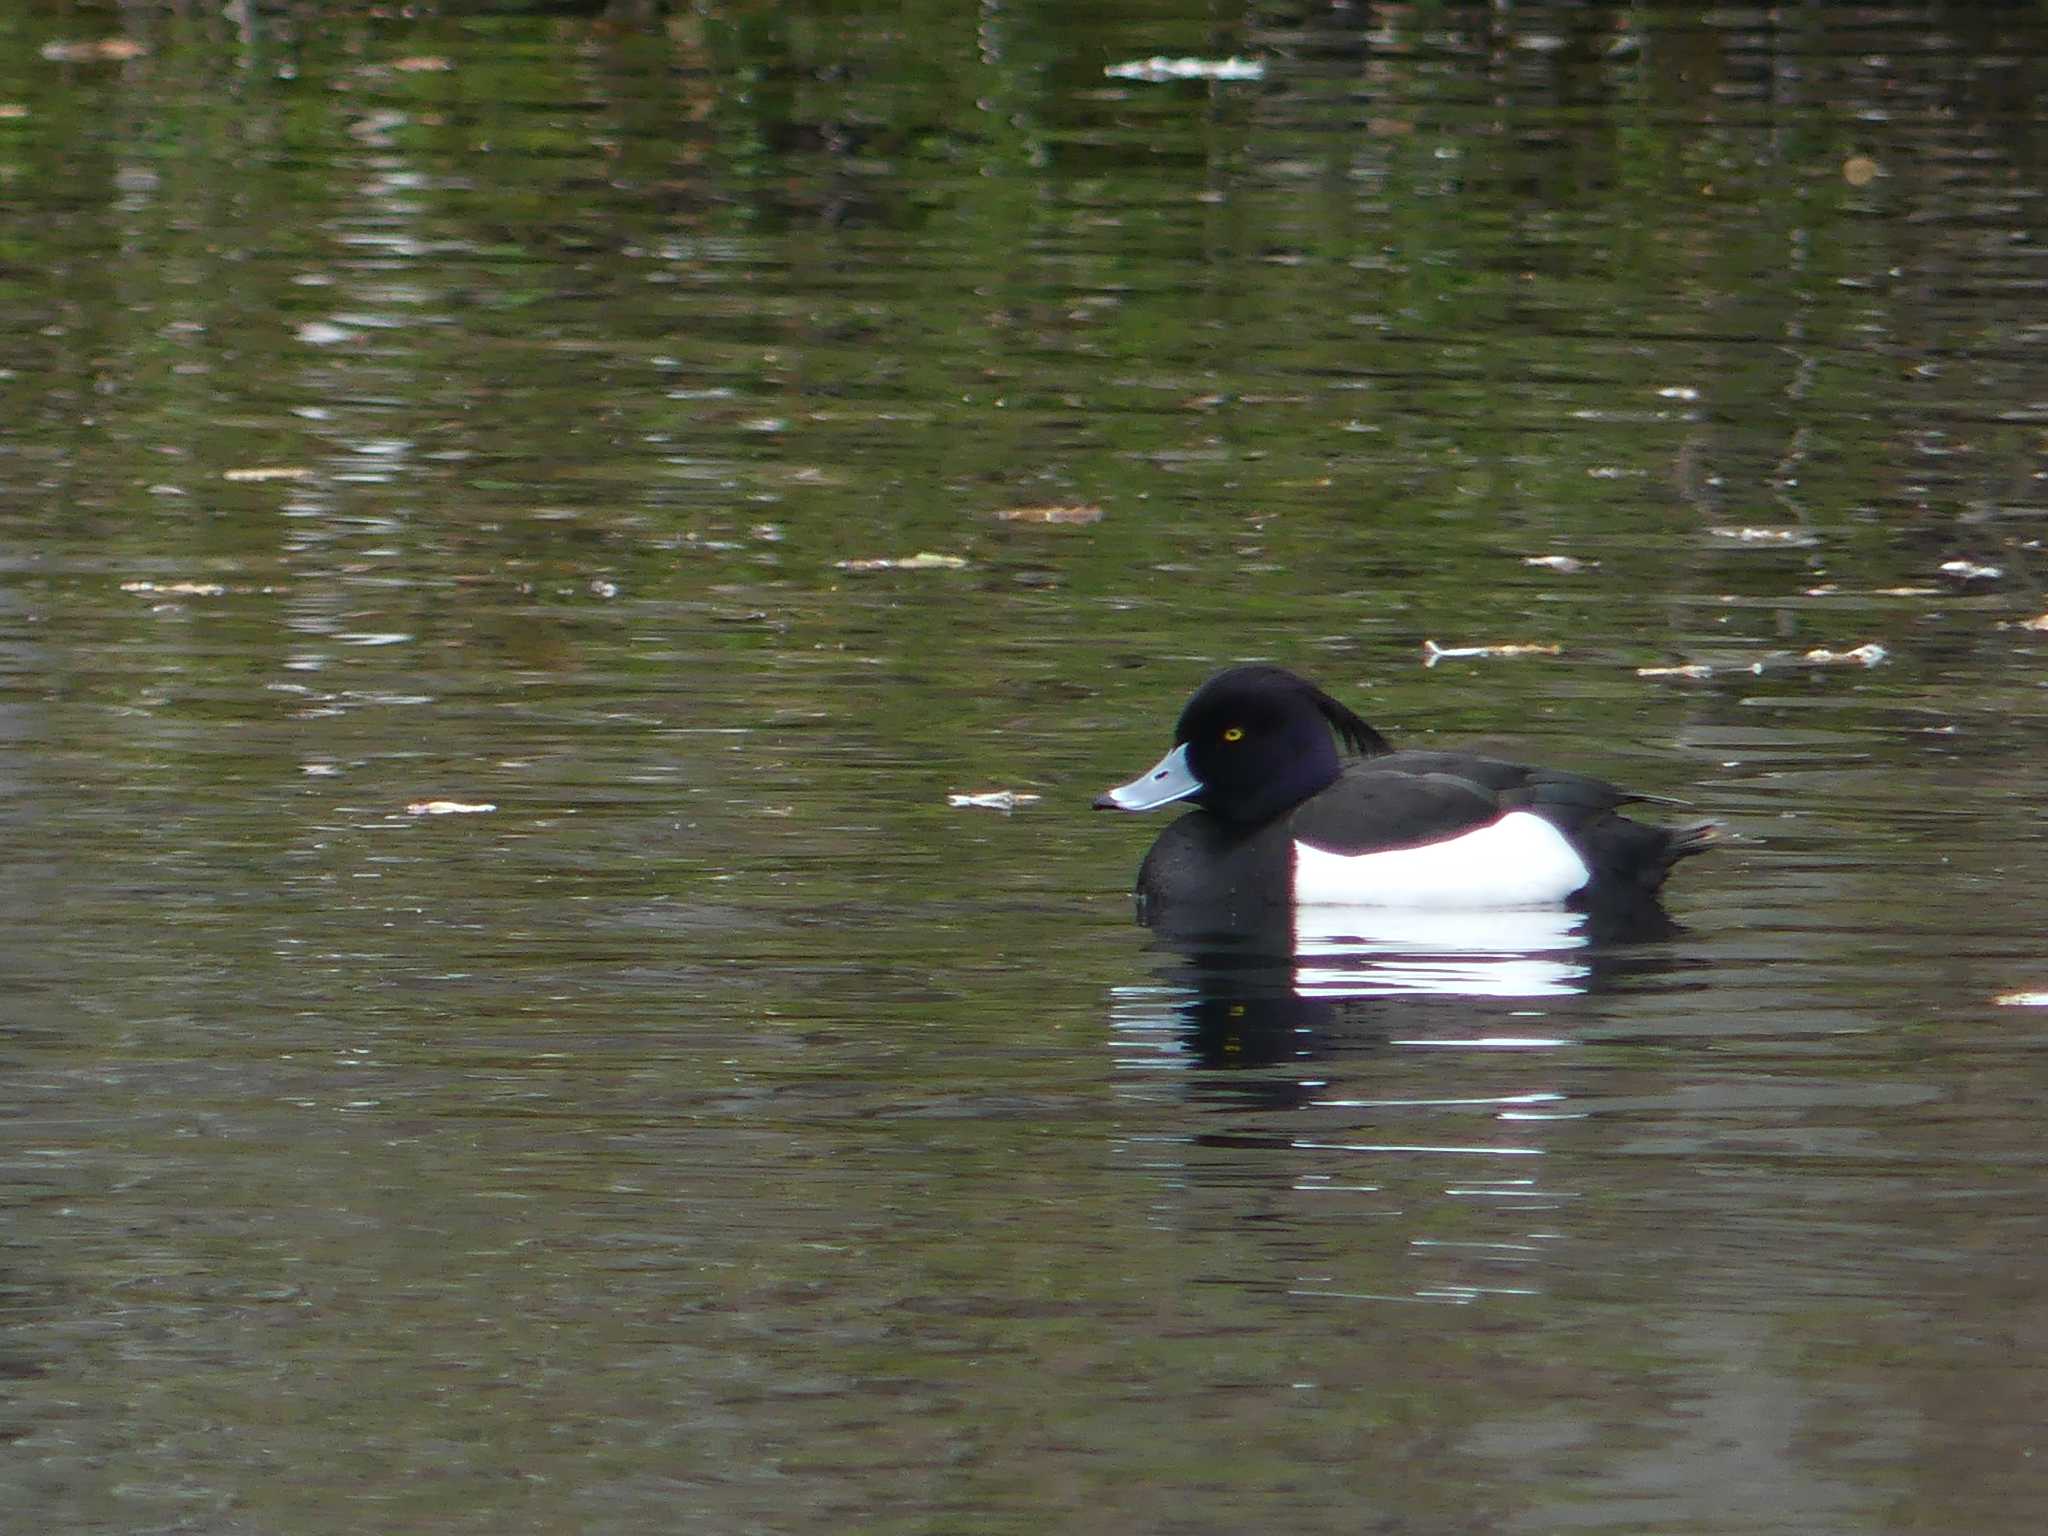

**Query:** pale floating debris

left=301, top=763, right=341, bottom=777
left=349, top=110, right=409, bottom=145
left=1709, top=525, right=1817, bottom=546
left=121, top=579, right=228, bottom=596
left=41, top=37, right=148, bottom=62
left=1995, top=990, right=2048, bottom=1007
left=834, top=551, right=969, bottom=572
left=1802, top=644, right=1887, bottom=668
left=2019, top=613, right=2048, bottom=632
left=1523, top=555, right=1595, bottom=574
left=1842, top=154, right=1880, bottom=188
left=589, top=578, right=619, bottom=599
left=1105, top=55, right=1265, bottom=82
left=1637, top=663, right=1714, bottom=680
left=1938, top=559, right=2003, bottom=581
left=947, top=790, right=1042, bottom=812
left=391, top=55, right=453, bottom=72
left=1875, top=586, right=1941, bottom=596
left=1422, top=640, right=1561, bottom=667
left=223, top=466, right=312, bottom=482
left=1656, top=386, right=1701, bottom=402
left=406, top=799, right=496, bottom=816
left=995, top=503, right=1103, bottom=525
left=0, top=104, right=28, bottom=120
left=296, top=321, right=357, bottom=347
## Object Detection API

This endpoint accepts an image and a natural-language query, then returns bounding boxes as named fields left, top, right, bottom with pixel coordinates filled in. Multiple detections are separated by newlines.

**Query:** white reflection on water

left=1294, top=904, right=1589, bottom=1000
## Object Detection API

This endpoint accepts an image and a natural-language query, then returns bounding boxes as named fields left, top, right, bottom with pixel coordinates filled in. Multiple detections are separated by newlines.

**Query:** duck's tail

left=1573, top=814, right=1720, bottom=911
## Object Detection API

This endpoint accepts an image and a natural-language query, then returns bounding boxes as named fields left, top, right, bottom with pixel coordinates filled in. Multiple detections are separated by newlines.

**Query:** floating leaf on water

left=995, top=504, right=1103, bottom=526
left=121, top=579, right=229, bottom=596
left=1105, top=55, right=1265, bottom=82
left=1842, top=155, right=1880, bottom=188
left=947, top=790, right=1042, bottom=812
left=40, top=37, right=148, bottom=62
left=391, top=55, right=453, bottom=72
left=1522, top=555, right=1595, bottom=573
left=223, top=466, right=312, bottom=482
left=406, top=800, right=496, bottom=816
left=1422, top=640, right=1561, bottom=667
left=2018, top=613, right=2048, bottom=632
left=834, top=552, right=968, bottom=572
left=1709, top=526, right=1818, bottom=546
left=1802, top=644, right=1888, bottom=668
left=1995, top=990, right=2048, bottom=1007
left=1938, top=559, right=2002, bottom=581
left=1637, top=663, right=1714, bottom=679
left=0, top=104, right=28, bottom=119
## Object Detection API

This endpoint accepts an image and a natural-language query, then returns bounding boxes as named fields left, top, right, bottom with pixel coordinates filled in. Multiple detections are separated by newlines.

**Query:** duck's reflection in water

left=1293, top=905, right=1594, bottom=1001
left=1110, top=898, right=1684, bottom=1082
left=1104, top=900, right=1701, bottom=1316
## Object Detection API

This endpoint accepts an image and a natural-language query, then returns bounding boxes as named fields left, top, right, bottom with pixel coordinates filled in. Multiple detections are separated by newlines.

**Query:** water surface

left=4, top=4, right=2048, bottom=1532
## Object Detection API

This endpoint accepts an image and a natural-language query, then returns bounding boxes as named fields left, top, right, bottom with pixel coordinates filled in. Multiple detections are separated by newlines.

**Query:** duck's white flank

left=1292, top=810, right=1591, bottom=909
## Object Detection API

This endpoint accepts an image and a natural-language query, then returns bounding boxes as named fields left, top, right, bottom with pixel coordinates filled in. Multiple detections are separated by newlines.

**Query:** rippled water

left=5, top=3, right=2048, bottom=1532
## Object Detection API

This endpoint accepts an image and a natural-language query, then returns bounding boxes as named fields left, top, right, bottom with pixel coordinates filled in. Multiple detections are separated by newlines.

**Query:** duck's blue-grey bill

left=1093, top=742, right=1202, bottom=811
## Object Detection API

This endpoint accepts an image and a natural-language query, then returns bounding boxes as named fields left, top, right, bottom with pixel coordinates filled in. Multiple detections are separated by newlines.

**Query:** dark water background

left=4, top=3, right=2048, bottom=1532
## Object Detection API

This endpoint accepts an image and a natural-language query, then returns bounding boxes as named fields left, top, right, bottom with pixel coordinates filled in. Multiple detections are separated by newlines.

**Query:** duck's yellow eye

left=1223, top=726, right=1244, bottom=742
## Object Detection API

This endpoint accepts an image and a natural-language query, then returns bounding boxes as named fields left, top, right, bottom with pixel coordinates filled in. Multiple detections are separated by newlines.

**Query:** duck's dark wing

left=1288, top=751, right=1636, bottom=856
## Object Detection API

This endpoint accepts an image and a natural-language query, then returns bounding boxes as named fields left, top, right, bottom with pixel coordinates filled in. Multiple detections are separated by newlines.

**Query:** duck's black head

left=1095, top=664, right=1391, bottom=824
